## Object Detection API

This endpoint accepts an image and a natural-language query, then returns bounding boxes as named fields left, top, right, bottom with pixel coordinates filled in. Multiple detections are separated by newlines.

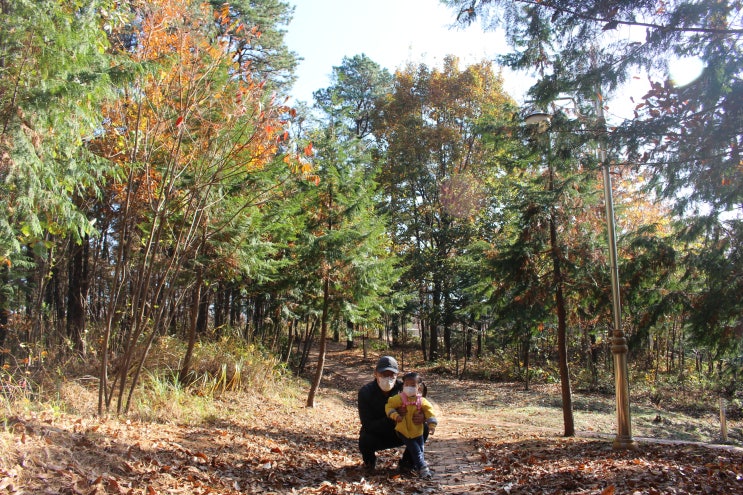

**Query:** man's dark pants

left=359, top=425, right=428, bottom=469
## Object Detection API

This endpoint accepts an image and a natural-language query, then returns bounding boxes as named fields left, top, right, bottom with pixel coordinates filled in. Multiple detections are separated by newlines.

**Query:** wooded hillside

left=1, top=0, right=740, bottom=425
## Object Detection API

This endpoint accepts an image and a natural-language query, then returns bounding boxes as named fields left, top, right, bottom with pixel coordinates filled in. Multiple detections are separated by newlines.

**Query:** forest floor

left=1, top=341, right=742, bottom=494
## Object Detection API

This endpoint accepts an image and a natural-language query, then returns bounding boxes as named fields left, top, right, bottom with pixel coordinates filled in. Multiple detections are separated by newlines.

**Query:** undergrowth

left=410, top=347, right=741, bottom=423
left=2, top=334, right=739, bottom=441
left=1, top=334, right=297, bottom=424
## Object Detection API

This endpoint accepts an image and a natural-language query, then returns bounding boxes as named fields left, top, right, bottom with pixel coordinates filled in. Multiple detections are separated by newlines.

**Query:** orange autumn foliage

left=90, top=0, right=302, bottom=216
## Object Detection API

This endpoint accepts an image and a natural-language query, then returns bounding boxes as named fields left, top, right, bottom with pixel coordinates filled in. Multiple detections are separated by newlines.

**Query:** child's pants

left=401, top=434, right=427, bottom=470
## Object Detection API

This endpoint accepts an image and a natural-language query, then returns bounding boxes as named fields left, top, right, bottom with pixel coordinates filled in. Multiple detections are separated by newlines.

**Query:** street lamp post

left=524, top=101, right=635, bottom=449
left=595, top=101, right=636, bottom=450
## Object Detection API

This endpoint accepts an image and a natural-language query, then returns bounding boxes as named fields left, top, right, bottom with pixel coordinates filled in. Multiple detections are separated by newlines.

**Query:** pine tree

left=443, top=0, right=743, bottom=379
left=300, top=123, right=398, bottom=407
left=0, top=0, right=113, bottom=355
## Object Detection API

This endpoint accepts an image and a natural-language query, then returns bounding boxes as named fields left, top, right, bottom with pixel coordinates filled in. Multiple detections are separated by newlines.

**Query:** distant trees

left=207, top=0, right=299, bottom=91
left=374, top=57, right=513, bottom=361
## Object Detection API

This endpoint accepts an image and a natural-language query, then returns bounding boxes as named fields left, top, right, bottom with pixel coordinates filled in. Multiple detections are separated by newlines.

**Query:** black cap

left=375, top=356, right=399, bottom=373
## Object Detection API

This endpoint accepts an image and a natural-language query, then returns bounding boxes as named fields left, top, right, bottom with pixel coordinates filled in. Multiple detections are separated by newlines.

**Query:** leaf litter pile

left=2, top=347, right=743, bottom=494
left=472, top=434, right=743, bottom=494
left=0, top=396, right=392, bottom=495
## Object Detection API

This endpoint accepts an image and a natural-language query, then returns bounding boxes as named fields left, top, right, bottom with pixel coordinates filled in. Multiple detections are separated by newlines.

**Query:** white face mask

left=403, top=386, right=418, bottom=397
left=377, top=376, right=396, bottom=392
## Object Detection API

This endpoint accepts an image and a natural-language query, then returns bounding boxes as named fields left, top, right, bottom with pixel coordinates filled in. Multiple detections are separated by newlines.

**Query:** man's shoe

left=418, top=466, right=432, bottom=479
left=363, top=462, right=376, bottom=474
left=397, top=462, right=413, bottom=475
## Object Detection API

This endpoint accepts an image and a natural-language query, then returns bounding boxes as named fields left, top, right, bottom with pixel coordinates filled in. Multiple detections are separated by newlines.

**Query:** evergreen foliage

left=443, top=0, right=743, bottom=377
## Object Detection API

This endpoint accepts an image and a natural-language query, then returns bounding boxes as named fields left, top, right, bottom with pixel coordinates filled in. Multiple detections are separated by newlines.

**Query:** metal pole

left=596, top=99, right=635, bottom=450
left=526, top=96, right=635, bottom=447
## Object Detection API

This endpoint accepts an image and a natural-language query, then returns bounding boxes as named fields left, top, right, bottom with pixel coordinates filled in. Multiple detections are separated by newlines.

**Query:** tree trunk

left=0, top=264, right=9, bottom=366
left=283, top=318, right=295, bottom=364
left=429, top=278, right=441, bottom=360
left=307, top=277, right=330, bottom=408
left=465, top=321, right=473, bottom=359
left=298, top=317, right=316, bottom=375
left=346, top=319, right=354, bottom=349
left=523, top=332, right=531, bottom=391
left=252, top=293, right=263, bottom=340
left=46, top=261, right=65, bottom=342
left=196, top=290, right=210, bottom=335
left=229, top=286, right=239, bottom=328
left=443, top=292, right=452, bottom=360
left=213, top=283, right=226, bottom=331
left=549, top=173, right=575, bottom=436
left=179, top=271, right=203, bottom=384
left=419, top=288, right=428, bottom=361
left=476, top=322, right=483, bottom=359
left=66, top=237, right=89, bottom=354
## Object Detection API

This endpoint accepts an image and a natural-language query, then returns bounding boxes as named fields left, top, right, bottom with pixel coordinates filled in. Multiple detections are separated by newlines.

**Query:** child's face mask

left=377, top=376, right=396, bottom=392
left=403, top=385, right=418, bottom=397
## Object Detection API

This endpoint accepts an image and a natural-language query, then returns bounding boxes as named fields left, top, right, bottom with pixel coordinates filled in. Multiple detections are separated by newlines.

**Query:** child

left=385, top=372, right=438, bottom=479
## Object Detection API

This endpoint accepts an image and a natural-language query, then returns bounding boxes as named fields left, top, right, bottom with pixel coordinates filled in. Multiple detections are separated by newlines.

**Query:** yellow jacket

left=385, top=392, right=437, bottom=439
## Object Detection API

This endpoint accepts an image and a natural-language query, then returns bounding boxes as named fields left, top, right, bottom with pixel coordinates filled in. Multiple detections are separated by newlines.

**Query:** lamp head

left=524, top=111, right=552, bottom=125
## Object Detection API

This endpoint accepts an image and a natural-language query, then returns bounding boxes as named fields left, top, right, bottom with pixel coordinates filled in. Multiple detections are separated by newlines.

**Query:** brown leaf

left=106, top=477, right=123, bottom=494
left=0, top=478, right=14, bottom=491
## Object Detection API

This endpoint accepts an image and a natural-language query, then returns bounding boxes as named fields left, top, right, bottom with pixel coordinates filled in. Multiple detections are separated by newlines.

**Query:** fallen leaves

left=474, top=435, right=743, bottom=494
left=0, top=392, right=424, bottom=495
left=2, top=346, right=742, bottom=494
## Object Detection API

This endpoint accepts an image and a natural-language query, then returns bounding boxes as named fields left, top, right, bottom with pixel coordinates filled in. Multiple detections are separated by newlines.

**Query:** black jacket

left=358, top=378, right=402, bottom=435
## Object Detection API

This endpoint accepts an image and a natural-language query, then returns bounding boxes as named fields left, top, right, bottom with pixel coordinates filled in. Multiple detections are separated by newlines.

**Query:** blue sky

left=283, top=0, right=517, bottom=104
left=282, top=0, right=701, bottom=121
